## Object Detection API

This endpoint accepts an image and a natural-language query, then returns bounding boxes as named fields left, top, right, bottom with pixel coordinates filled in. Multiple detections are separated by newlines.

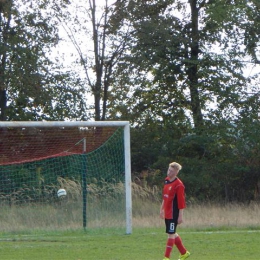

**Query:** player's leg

left=163, top=219, right=178, bottom=260
left=175, top=233, right=190, bottom=260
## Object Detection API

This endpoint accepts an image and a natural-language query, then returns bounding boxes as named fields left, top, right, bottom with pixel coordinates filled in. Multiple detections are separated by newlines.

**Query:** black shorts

left=165, top=219, right=178, bottom=234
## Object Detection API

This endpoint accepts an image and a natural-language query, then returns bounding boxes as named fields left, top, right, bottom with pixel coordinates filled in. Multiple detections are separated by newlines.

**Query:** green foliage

left=131, top=119, right=260, bottom=203
left=108, top=0, right=260, bottom=130
left=130, top=116, right=192, bottom=172
left=0, top=0, right=88, bottom=121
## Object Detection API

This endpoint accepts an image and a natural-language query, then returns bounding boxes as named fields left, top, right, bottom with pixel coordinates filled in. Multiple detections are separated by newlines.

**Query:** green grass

left=0, top=227, right=260, bottom=259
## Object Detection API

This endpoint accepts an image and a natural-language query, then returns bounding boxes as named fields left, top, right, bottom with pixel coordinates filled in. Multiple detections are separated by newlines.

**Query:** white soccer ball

left=57, top=188, right=67, bottom=198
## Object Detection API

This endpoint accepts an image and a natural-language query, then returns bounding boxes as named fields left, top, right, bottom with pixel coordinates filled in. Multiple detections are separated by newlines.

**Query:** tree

left=53, top=0, right=130, bottom=121
left=109, top=0, right=257, bottom=130
left=0, top=0, right=87, bottom=121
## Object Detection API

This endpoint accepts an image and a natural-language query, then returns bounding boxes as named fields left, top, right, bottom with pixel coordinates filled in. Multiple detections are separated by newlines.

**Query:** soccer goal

left=0, top=121, right=132, bottom=234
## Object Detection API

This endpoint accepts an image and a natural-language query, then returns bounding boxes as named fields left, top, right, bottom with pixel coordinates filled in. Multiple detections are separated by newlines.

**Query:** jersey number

left=170, top=223, right=175, bottom=231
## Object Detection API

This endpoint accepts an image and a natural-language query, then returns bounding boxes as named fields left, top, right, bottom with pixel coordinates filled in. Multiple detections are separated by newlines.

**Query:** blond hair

left=169, top=162, right=182, bottom=171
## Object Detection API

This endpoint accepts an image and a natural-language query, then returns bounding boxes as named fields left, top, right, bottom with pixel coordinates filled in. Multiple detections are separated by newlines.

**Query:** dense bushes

left=131, top=121, right=260, bottom=203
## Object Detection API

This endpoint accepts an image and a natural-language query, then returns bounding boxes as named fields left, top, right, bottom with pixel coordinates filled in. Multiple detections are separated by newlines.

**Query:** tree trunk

left=0, top=89, right=7, bottom=121
left=0, top=0, right=12, bottom=121
left=188, top=0, right=203, bottom=129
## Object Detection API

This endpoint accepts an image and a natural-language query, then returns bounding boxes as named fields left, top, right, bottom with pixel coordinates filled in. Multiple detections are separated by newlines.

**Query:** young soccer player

left=160, top=162, right=190, bottom=260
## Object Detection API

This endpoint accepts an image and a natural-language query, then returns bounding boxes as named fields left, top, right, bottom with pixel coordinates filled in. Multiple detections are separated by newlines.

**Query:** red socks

left=164, top=235, right=187, bottom=258
left=175, top=235, right=187, bottom=255
left=164, top=238, right=175, bottom=258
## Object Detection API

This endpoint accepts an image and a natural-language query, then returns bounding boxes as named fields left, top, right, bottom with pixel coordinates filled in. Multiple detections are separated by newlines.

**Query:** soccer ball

left=57, top=188, right=67, bottom=198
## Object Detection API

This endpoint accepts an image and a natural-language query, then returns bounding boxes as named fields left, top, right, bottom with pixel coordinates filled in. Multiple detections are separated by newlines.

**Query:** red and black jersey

left=163, top=177, right=186, bottom=219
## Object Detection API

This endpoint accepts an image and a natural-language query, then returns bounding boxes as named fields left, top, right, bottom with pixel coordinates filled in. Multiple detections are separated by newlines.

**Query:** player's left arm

left=178, top=209, right=184, bottom=224
left=177, top=184, right=186, bottom=224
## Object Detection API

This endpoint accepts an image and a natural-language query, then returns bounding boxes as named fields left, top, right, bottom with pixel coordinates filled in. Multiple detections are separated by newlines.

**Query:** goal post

left=0, top=121, right=132, bottom=234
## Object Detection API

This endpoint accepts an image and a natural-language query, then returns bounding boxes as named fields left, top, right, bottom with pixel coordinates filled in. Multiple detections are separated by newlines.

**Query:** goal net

left=0, top=121, right=132, bottom=234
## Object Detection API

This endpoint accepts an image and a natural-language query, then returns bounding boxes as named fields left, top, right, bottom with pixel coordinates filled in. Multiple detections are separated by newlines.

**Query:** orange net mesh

left=0, top=127, right=117, bottom=165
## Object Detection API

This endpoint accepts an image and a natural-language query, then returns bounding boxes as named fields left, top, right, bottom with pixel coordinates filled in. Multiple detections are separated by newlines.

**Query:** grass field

left=0, top=227, right=260, bottom=259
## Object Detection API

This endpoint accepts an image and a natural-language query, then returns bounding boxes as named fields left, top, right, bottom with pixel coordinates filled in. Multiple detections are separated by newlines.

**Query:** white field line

left=0, top=229, right=260, bottom=241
